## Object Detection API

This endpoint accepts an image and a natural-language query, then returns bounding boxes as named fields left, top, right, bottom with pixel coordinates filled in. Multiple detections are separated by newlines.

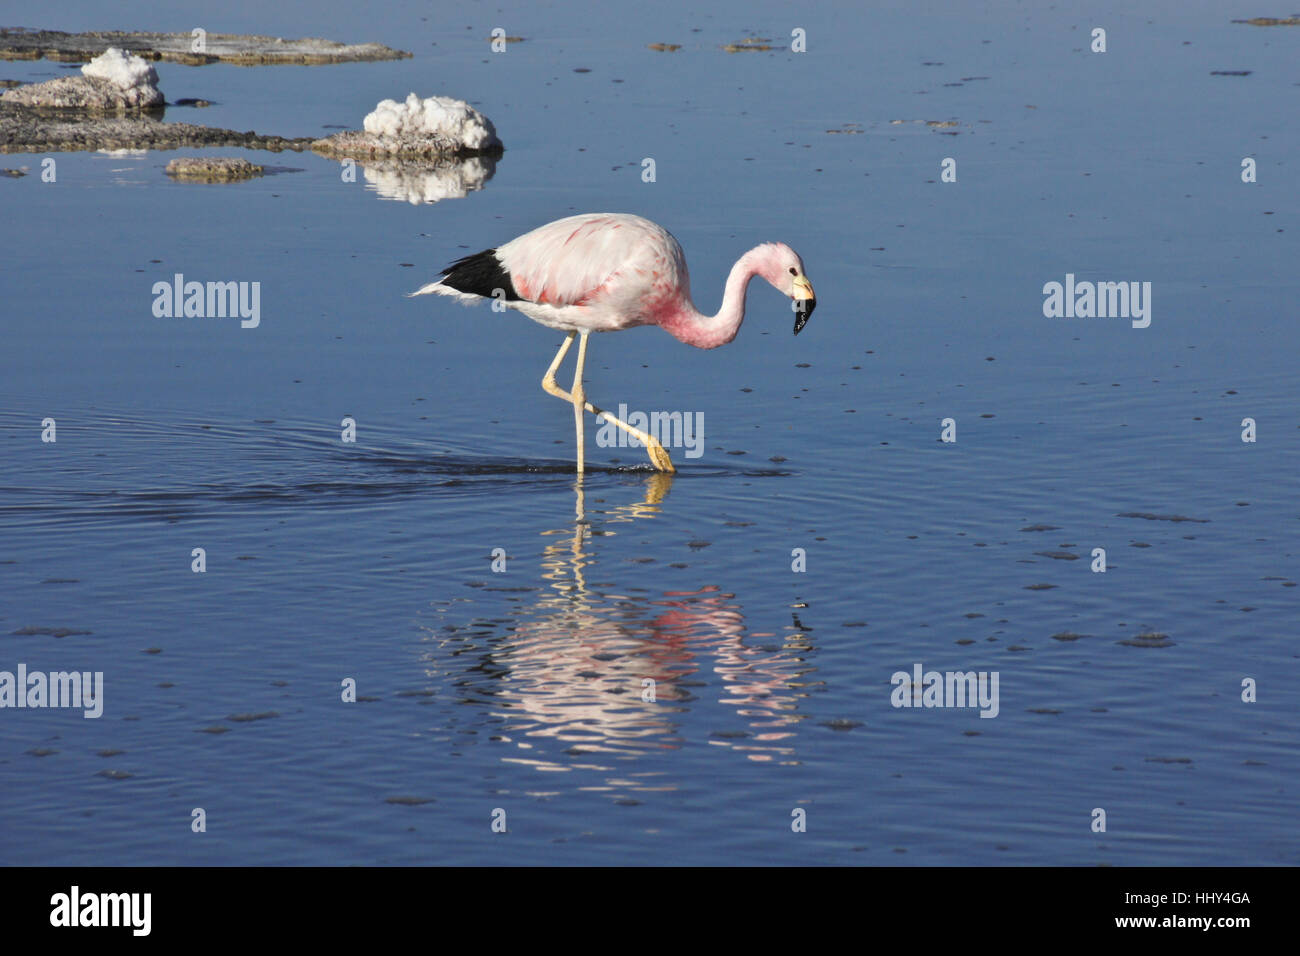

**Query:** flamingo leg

left=572, top=332, right=589, bottom=473
left=541, top=332, right=577, bottom=401
left=590, top=399, right=675, bottom=473
left=539, top=332, right=676, bottom=474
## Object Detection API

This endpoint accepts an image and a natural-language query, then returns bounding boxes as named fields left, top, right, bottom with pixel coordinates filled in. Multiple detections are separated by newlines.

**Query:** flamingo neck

left=660, top=249, right=766, bottom=350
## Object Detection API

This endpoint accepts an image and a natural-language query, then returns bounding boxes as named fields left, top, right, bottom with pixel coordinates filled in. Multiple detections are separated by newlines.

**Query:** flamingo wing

left=413, top=213, right=691, bottom=331
left=494, top=213, right=685, bottom=310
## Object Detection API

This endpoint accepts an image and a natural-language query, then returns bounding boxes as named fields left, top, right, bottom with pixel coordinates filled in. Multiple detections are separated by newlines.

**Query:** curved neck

left=659, top=249, right=763, bottom=349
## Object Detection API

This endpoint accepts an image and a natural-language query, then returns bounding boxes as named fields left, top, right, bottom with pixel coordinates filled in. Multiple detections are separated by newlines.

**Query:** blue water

left=1, top=1, right=1296, bottom=865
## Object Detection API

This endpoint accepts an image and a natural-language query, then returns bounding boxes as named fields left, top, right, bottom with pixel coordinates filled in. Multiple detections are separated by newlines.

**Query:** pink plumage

left=412, top=212, right=815, bottom=346
left=410, top=212, right=816, bottom=471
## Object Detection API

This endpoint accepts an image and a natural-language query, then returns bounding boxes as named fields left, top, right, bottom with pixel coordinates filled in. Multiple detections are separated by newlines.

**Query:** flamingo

left=410, top=212, right=816, bottom=473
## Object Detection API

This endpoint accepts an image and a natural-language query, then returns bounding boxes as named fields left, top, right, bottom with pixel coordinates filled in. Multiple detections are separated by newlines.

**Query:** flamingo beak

left=792, top=275, right=816, bottom=335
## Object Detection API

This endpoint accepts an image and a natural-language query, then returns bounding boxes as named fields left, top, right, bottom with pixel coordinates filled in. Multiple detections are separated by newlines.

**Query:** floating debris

left=1, top=165, right=24, bottom=176
left=1209, top=70, right=1253, bottom=76
left=165, top=156, right=263, bottom=181
left=723, top=38, right=775, bottom=52
left=313, top=93, right=503, bottom=160
left=0, top=27, right=409, bottom=65
left=889, top=119, right=961, bottom=131
left=0, top=47, right=162, bottom=111
left=647, top=43, right=681, bottom=52
left=1232, top=17, right=1300, bottom=26
left=1116, top=512, right=1209, bottom=523
left=10, top=626, right=92, bottom=637
left=1118, top=632, right=1175, bottom=648
left=819, top=719, right=863, bottom=731
left=1050, top=632, right=1088, bottom=641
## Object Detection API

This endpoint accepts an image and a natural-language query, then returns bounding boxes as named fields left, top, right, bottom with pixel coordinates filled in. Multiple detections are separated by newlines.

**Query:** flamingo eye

left=789, top=267, right=797, bottom=275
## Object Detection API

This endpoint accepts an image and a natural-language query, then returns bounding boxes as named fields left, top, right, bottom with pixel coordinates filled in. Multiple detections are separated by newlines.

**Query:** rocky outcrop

left=0, top=107, right=314, bottom=153
left=165, top=156, right=264, bottom=181
left=0, top=48, right=163, bottom=111
left=313, top=93, right=503, bottom=159
left=0, top=27, right=409, bottom=65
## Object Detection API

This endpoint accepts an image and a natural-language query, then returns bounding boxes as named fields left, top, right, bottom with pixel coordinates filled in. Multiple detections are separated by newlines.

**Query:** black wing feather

left=439, top=249, right=520, bottom=301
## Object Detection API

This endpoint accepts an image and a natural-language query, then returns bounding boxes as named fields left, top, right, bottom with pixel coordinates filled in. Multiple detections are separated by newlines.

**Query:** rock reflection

left=358, top=155, right=497, bottom=204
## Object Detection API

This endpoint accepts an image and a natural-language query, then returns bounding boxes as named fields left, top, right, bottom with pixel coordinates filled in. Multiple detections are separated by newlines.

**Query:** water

left=1, top=1, right=1296, bottom=865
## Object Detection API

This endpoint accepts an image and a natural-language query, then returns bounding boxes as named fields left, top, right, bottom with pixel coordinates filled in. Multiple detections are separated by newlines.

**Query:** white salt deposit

left=2, top=46, right=163, bottom=109
left=362, top=93, right=500, bottom=150
left=81, top=48, right=160, bottom=91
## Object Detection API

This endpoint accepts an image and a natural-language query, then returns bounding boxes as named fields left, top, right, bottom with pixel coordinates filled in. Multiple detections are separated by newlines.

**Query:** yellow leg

left=572, top=332, right=588, bottom=474
left=539, top=332, right=675, bottom=473
left=541, top=332, right=577, bottom=401
left=588, top=400, right=675, bottom=473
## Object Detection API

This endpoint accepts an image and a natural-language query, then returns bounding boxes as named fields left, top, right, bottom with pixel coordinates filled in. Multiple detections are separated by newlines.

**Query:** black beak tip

left=793, top=298, right=816, bottom=335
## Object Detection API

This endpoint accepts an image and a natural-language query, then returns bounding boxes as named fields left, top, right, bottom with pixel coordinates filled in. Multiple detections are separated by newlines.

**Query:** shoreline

left=0, top=27, right=410, bottom=66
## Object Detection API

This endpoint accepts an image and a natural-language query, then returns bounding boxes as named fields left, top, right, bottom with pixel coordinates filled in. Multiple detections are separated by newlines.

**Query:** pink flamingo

left=411, top=213, right=816, bottom=473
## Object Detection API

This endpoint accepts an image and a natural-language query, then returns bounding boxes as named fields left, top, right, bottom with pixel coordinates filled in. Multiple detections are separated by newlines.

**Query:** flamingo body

left=412, top=213, right=814, bottom=346
left=410, top=213, right=816, bottom=470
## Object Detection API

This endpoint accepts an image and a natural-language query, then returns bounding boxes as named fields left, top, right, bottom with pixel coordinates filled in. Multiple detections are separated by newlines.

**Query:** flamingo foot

left=646, top=439, right=676, bottom=473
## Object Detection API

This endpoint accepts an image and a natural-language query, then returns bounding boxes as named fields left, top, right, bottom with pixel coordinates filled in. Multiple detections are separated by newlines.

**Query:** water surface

left=1, top=0, right=1296, bottom=865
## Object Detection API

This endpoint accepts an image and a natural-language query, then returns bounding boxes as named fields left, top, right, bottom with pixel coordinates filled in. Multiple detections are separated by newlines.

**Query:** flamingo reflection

left=420, top=474, right=817, bottom=791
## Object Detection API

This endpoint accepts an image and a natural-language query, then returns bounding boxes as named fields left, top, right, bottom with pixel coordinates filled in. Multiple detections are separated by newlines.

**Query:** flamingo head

left=754, top=243, right=817, bottom=335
